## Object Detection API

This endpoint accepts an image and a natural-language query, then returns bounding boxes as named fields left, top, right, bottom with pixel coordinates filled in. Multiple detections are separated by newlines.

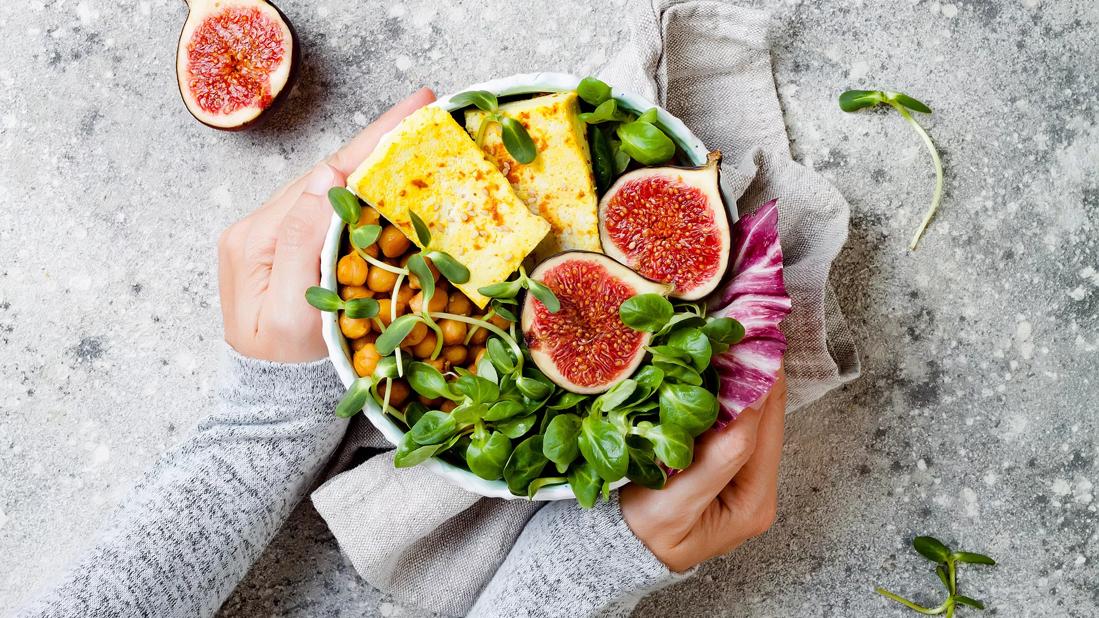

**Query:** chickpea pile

left=336, top=206, right=513, bottom=411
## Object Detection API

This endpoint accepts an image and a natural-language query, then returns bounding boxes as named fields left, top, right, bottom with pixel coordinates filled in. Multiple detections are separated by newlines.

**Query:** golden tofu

left=346, top=105, right=550, bottom=308
left=465, top=92, right=601, bottom=260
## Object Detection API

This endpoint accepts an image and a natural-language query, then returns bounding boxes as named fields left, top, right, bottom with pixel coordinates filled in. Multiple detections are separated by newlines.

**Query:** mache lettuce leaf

left=708, top=199, right=791, bottom=427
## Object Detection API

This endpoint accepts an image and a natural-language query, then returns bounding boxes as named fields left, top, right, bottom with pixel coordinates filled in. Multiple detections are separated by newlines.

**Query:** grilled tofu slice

left=465, top=92, right=601, bottom=260
left=346, top=105, right=550, bottom=308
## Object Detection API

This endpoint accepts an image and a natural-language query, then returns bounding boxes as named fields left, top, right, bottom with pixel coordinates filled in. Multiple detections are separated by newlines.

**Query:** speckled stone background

left=1, top=0, right=1096, bottom=616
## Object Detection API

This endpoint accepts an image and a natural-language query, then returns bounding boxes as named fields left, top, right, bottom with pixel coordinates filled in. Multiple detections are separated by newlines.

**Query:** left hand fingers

left=259, top=178, right=345, bottom=362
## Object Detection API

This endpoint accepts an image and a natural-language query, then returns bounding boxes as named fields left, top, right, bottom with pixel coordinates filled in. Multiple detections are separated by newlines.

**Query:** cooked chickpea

left=353, top=343, right=381, bottom=377
left=376, top=299, right=399, bottom=326
left=341, top=285, right=372, bottom=301
left=379, top=225, right=411, bottom=258
left=447, top=292, right=473, bottom=316
left=413, top=332, right=437, bottom=358
left=417, top=394, right=442, bottom=408
left=468, top=323, right=489, bottom=345
left=395, top=283, right=415, bottom=305
left=402, top=321, right=429, bottom=347
left=425, top=358, right=449, bottom=374
left=380, top=379, right=411, bottom=407
left=339, top=313, right=371, bottom=339
left=359, top=207, right=381, bottom=226
left=349, top=332, right=377, bottom=351
left=337, top=253, right=368, bottom=286
left=442, top=345, right=468, bottom=365
left=490, top=313, right=512, bottom=329
left=439, top=319, right=467, bottom=346
left=440, top=400, right=457, bottom=413
left=469, top=346, right=486, bottom=368
left=410, top=290, right=448, bottom=314
left=367, top=265, right=399, bottom=293
left=359, top=243, right=379, bottom=258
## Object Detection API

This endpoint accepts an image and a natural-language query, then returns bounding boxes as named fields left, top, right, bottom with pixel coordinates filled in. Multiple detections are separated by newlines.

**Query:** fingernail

left=303, top=163, right=338, bottom=196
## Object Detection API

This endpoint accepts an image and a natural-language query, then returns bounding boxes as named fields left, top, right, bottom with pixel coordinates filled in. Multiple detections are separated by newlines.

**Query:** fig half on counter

left=176, top=0, right=300, bottom=130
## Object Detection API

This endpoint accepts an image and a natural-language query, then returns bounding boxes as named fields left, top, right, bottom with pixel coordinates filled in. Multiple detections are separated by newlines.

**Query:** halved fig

left=521, top=252, right=669, bottom=394
left=598, top=151, right=731, bottom=300
left=176, top=0, right=300, bottom=131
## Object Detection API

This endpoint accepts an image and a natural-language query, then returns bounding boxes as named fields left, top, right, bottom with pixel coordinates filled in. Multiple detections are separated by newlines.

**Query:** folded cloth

left=312, top=1, right=861, bottom=615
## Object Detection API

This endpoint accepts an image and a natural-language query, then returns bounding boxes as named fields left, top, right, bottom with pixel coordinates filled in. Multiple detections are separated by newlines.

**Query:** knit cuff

left=219, top=342, right=345, bottom=416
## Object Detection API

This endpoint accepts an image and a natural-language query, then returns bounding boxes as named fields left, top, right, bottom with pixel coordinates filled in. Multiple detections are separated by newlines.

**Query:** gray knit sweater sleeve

left=17, top=347, right=347, bottom=618
left=468, top=494, right=692, bottom=618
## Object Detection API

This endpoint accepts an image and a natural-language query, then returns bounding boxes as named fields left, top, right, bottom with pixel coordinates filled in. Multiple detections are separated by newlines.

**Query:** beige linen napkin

left=312, top=1, right=860, bottom=615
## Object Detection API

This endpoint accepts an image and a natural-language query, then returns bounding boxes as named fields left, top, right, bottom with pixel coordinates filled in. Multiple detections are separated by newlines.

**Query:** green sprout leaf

left=350, top=224, right=382, bottom=250
left=393, top=432, right=445, bottom=468
left=407, top=253, right=435, bottom=307
left=838, top=89, right=886, bottom=112
left=578, top=414, right=628, bottom=481
left=913, top=536, right=952, bottom=563
left=658, top=383, right=718, bottom=436
left=839, top=88, right=942, bottom=250
left=589, top=125, right=616, bottom=194
left=526, top=278, right=560, bottom=313
left=328, top=187, right=362, bottom=225
left=499, top=116, right=537, bottom=164
left=579, top=99, right=628, bottom=124
left=305, top=286, right=343, bottom=312
left=408, top=210, right=432, bottom=246
left=343, top=297, right=380, bottom=319
left=625, top=434, right=666, bottom=489
left=616, top=120, right=676, bottom=165
left=543, top=413, right=582, bottom=474
left=496, top=413, right=537, bottom=439
left=503, top=434, right=548, bottom=495
left=450, top=90, right=498, bottom=112
left=637, top=107, right=659, bottom=124
left=895, top=93, right=932, bottom=114
left=455, top=374, right=500, bottom=403
left=952, top=552, right=996, bottom=566
left=407, top=361, right=459, bottom=401
left=478, top=279, right=523, bottom=299
left=483, top=399, right=526, bottom=422
left=466, top=431, right=513, bottom=480
left=568, top=461, right=601, bottom=508
left=576, top=76, right=612, bottom=106
left=954, top=596, right=984, bottom=609
left=619, top=294, right=674, bottom=332
left=376, top=314, right=422, bottom=355
left=409, top=410, right=459, bottom=445
left=335, top=378, right=372, bottom=418
left=701, top=317, right=746, bottom=346
left=426, top=250, right=470, bottom=284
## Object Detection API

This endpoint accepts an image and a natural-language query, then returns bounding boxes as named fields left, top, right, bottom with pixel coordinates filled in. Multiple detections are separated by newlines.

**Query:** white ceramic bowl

left=320, top=72, right=710, bottom=500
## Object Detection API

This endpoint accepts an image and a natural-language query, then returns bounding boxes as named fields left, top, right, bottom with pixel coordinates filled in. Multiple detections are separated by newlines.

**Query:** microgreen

left=327, top=187, right=361, bottom=225
left=576, top=76, right=612, bottom=106
left=876, top=535, right=996, bottom=616
left=453, top=90, right=538, bottom=164
left=477, top=269, right=561, bottom=313
left=839, top=89, right=942, bottom=250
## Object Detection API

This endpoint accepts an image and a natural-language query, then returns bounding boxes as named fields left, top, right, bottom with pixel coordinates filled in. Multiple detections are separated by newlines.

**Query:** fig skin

left=176, top=0, right=301, bottom=132
left=521, top=251, right=670, bottom=394
left=598, top=151, right=732, bottom=301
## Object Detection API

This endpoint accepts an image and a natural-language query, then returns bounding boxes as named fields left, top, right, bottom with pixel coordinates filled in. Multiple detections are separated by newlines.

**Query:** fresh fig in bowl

left=176, top=0, right=300, bottom=130
left=599, top=151, right=731, bottom=300
left=521, top=252, right=670, bottom=395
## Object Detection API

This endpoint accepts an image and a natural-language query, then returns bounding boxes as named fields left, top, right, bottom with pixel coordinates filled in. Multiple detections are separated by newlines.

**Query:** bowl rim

left=320, top=71, right=710, bottom=501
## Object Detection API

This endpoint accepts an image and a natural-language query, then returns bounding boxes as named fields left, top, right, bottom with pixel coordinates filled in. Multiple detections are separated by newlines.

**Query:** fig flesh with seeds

left=176, top=0, right=300, bottom=130
left=521, top=252, right=670, bottom=394
left=598, top=151, right=731, bottom=300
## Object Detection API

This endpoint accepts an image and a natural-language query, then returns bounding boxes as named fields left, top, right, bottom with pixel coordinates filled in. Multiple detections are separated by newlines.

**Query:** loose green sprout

left=875, top=535, right=996, bottom=616
left=839, top=89, right=943, bottom=250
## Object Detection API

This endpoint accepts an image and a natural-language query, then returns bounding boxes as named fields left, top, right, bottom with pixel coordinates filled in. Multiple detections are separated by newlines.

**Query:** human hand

left=621, top=368, right=787, bottom=573
left=218, top=88, right=436, bottom=362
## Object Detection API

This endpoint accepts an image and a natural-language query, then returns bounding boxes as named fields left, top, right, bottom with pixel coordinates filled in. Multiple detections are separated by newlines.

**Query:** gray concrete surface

left=1, top=0, right=1096, bottom=616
